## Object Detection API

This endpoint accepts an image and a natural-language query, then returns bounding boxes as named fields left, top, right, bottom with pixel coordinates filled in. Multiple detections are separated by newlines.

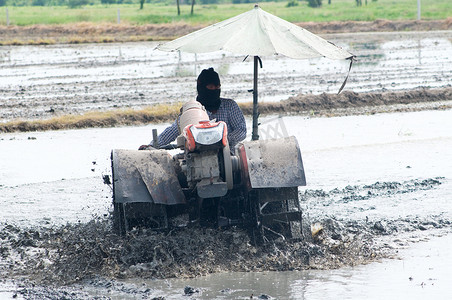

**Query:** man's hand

left=138, top=144, right=153, bottom=150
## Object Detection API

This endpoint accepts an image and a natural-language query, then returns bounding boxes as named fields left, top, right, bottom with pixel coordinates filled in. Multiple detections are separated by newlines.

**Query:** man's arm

left=140, top=119, right=179, bottom=150
left=155, top=119, right=179, bottom=147
left=227, top=101, right=247, bottom=149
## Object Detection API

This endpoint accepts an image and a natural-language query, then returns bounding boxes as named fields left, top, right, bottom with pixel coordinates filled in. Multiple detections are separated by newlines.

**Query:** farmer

left=139, top=67, right=247, bottom=151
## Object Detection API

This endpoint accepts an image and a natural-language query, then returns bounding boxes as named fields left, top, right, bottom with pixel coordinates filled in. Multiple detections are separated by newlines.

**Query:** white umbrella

left=157, top=4, right=355, bottom=140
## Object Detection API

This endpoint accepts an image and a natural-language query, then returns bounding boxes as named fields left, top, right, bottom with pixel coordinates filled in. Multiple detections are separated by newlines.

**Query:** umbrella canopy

left=158, top=4, right=353, bottom=60
left=157, top=4, right=354, bottom=140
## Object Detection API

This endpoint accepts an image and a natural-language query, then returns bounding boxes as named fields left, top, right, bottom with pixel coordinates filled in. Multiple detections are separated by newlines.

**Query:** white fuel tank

left=178, top=100, right=210, bottom=132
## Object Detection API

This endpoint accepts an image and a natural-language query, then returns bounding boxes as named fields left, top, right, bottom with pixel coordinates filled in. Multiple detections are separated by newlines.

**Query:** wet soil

left=1, top=29, right=451, bottom=133
left=1, top=19, right=451, bottom=45
left=0, top=178, right=448, bottom=297
left=1, top=24, right=451, bottom=298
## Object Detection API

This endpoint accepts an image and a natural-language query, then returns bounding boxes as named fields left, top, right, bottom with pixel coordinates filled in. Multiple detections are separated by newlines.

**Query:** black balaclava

left=196, top=67, right=221, bottom=112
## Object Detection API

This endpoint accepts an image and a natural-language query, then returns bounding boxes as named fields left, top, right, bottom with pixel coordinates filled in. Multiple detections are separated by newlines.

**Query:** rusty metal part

left=197, top=179, right=228, bottom=198
left=239, top=136, right=306, bottom=189
left=111, top=149, right=185, bottom=205
left=252, top=187, right=303, bottom=242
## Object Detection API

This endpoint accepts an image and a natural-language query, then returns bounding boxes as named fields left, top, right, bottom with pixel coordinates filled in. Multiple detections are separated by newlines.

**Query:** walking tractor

left=111, top=100, right=306, bottom=242
left=109, top=4, right=356, bottom=242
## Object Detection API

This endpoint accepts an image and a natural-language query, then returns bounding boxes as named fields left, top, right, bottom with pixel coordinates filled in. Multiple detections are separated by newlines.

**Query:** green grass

left=0, top=0, right=450, bottom=26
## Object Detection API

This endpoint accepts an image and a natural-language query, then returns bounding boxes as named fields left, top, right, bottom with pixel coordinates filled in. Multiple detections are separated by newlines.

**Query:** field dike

left=1, top=177, right=449, bottom=299
left=1, top=87, right=451, bottom=133
left=0, top=19, right=451, bottom=45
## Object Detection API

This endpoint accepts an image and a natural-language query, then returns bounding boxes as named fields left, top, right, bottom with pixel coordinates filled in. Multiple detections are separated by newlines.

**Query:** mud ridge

left=303, top=178, right=444, bottom=205
left=1, top=87, right=451, bottom=133
left=243, top=87, right=452, bottom=117
left=0, top=19, right=451, bottom=45
left=0, top=220, right=387, bottom=283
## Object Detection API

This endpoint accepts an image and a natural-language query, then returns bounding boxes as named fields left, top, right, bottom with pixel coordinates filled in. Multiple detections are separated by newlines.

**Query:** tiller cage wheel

left=251, top=187, right=302, bottom=244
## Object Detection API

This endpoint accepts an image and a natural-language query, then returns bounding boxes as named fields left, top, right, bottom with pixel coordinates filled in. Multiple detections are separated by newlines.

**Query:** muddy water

left=1, top=108, right=451, bottom=298
left=125, top=233, right=451, bottom=300
left=0, top=31, right=451, bottom=121
left=1, top=30, right=452, bottom=299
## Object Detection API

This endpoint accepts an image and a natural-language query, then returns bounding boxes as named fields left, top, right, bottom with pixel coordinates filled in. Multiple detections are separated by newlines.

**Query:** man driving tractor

left=139, top=68, right=247, bottom=151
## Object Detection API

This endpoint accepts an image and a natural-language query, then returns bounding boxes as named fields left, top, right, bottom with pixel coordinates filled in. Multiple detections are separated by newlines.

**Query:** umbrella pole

left=252, top=56, right=259, bottom=141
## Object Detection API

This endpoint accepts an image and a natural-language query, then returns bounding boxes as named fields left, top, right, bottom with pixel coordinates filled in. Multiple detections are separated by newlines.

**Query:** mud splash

left=1, top=178, right=447, bottom=295
left=304, top=178, right=444, bottom=207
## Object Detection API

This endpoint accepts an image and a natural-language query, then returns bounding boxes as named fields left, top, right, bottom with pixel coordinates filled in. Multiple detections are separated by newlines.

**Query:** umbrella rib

left=265, top=10, right=322, bottom=58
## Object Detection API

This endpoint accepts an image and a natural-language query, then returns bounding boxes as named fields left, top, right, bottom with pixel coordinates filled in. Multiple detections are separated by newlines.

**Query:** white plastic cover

left=157, top=5, right=353, bottom=60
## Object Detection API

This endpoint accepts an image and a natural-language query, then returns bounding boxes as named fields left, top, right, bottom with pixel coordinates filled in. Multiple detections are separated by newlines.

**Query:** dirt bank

left=1, top=19, right=451, bottom=45
left=242, top=87, right=452, bottom=116
left=1, top=87, right=451, bottom=133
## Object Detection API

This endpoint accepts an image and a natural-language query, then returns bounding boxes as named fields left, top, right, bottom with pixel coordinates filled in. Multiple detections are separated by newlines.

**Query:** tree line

left=0, top=0, right=285, bottom=7
left=0, top=0, right=375, bottom=9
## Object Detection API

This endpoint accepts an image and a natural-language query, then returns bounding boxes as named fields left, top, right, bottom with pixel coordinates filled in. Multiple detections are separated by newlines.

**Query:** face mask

left=197, top=87, right=221, bottom=112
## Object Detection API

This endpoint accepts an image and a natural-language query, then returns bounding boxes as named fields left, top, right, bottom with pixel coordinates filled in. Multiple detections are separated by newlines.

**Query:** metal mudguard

left=238, top=136, right=306, bottom=189
left=111, top=149, right=186, bottom=205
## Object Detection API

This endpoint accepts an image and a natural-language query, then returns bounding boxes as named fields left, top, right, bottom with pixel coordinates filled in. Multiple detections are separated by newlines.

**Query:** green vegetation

left=0, top=0, right=450, bottom=26
left=307, top=0, right=322, bottom=8
left=286, top=0, right=298, bottom=7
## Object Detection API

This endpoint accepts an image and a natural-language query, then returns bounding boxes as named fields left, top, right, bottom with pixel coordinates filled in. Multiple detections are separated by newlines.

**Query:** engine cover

left=237, top=136, right=306, bottom=189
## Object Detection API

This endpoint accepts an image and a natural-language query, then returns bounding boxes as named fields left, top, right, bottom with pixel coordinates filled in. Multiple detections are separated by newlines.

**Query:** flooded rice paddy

left=0, top=30, right=451, bottom=299
left=0, top=31, right=451, bottom=121
left=1, top=108, right=452, bottom=299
